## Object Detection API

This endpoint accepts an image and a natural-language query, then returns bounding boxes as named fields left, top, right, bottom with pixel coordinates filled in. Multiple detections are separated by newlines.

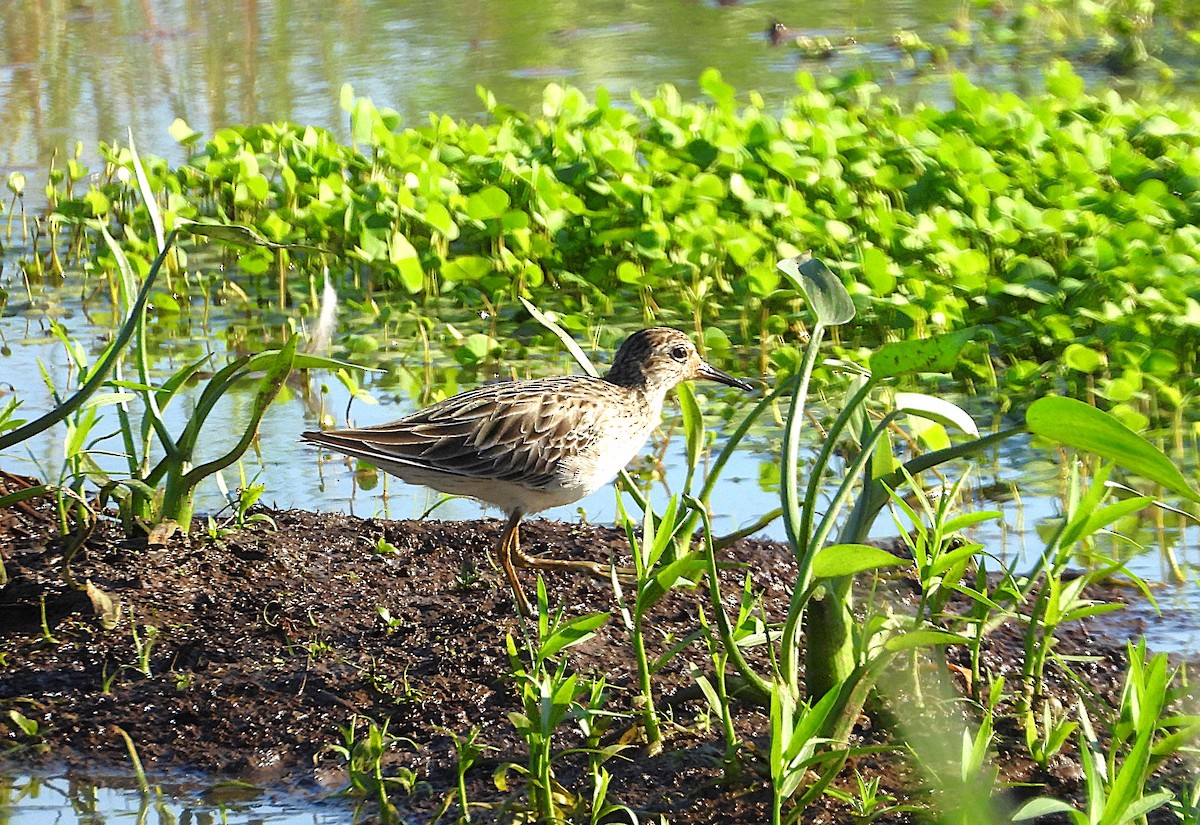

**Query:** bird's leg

left=498, top=510, right=531, bottom=616
left=510, top=541, right=636, bottom=585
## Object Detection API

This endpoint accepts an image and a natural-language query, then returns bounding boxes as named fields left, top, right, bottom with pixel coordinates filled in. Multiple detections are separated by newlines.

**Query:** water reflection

left=0, top=768, right=349, bottom=825
left=0, top=0, right=965, bottom=170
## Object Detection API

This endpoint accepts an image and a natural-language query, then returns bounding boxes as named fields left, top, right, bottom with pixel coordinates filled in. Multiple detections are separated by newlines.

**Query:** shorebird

left=302, top=327, right=753, bottom=614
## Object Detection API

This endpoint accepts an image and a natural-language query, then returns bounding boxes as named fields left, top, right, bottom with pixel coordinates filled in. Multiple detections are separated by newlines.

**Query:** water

left=0, top=768, right=351, bottom=825
left=0, top=0, right=1134, bottom=173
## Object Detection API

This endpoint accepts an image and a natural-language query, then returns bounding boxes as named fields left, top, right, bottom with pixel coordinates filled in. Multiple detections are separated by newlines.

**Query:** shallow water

left=0, top=768, right=352, bottom=825
left=1, top=0, right=1154, bottom=176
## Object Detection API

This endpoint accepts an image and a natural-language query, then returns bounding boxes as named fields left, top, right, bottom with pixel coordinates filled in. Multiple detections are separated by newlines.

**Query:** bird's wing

left=302, top=377, right=620, bottom=489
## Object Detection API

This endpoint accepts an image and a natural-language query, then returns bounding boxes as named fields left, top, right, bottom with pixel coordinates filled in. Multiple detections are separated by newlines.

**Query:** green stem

left=777, top=325, right=829, bottom=696
left=631, top=617, right=662, bottom=752
left=688, top=496, right=771, bottom=703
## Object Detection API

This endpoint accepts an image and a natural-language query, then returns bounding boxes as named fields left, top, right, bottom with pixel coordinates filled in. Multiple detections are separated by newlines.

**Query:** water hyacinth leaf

left=1063, top=343, right=1105, bottom=374
left=1027, top=397, right=1200, bottom=503
left=466, top=186, right=511, bottom=221
left=424, top=202, right=458, bottom=239
left=894, top=392, right=979, bottom=436
left=812, top=544, right=905, bottom=579
left=168, top=117, right=201, bottom=145
left=389, top=232, right=424, bottom=292
left=870, top=330, right=973, bottom=378
left=776, top=256, right=855, bottom=326
left=441, top=255, right=492, bottom=282
left=7, top=171, right=25, bottom=196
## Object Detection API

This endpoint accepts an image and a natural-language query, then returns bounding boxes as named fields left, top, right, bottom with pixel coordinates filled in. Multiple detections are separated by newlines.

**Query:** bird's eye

left=670, top=345, right=689, bottom=362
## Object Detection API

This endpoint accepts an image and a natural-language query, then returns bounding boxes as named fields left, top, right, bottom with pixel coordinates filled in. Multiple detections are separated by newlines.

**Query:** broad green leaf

left=776, top=256, right=855, bottom=326
left=870, top=330, right=973, bottom=378
left=1027, top=397, right=1200, bottom=503
left=441, top=256, right=492, bottom=282
left=466, top=186, right=510, bottom=221
left=895, top=392, right=979, bottom=436
left=1063, top=343, right=1105, bottom=374
left=812, top=544, right=905, bottom=578
left=390, top=232, right=424, bottom=292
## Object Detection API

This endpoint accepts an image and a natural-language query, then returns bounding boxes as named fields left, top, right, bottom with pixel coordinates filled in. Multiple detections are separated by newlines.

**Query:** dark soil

left=0, top=472, right=1184, bottom=823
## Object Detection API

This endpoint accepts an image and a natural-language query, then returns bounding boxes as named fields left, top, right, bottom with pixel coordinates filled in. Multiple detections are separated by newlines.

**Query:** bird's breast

left=555, top=397, right=661, bottom=499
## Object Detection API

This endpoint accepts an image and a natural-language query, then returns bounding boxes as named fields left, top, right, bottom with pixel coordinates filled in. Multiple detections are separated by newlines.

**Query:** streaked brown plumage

left=303, top=327, right=753, bottom=614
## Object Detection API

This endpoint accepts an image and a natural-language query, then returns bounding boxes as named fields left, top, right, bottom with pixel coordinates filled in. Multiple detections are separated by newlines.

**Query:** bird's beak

left=696, top=360, right=755, bottom=392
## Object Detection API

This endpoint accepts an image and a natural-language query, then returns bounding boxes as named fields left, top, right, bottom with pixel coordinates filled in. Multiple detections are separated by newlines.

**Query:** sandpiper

left=302, top=327, right=753, bottom=614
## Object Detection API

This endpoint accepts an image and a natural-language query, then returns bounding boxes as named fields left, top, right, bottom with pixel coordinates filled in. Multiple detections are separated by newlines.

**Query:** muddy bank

left=0, top=477, right=1176, bottom=822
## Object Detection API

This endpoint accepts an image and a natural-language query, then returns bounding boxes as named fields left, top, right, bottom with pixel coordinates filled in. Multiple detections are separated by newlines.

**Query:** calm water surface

left=3, top=0, right=1028, bottom=172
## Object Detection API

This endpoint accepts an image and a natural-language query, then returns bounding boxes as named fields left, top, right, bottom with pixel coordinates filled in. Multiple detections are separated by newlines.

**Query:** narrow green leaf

left=883, top=628, right=965, bottom=652
left=941, top=510, right=1002, bottom=532
left=176, top=218, right=328, bottom=253
left=0, top=234, right=173, bottom=452
left=519, top=296, right=599, bottom=377
left=1012, top=798, right=1077, bottom=821
left=812, top=544, right=905, bottom=578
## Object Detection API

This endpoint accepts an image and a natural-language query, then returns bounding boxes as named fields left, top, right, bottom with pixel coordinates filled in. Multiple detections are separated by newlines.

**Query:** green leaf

left=1011, top=797, right=1077, bottom=821
left=1063, top=343, right=1105, bottom=374
left=177, top=218, right=327, bottom=253
left=894, top=392, right=979, bottom=436
left=812, top=544, right=905, bottom=578
left=883, top=628, right=965, bottom=652
left=7, top=710, right=37, bottom=737
left=776, top=256, right=855, bottom=326
left=870, top=331, right=973, bottom=378
left=540, top=612, right=609, bottom=659
left=0, top=234, right=173, bottom=452
left=168, top=118, right=202, bottom=144
left=389, top=232, right=424, bottom=292
left=518, top=297, right=599, bottom=378
left=424, top=202, right=458, bottom=239
left=441, top=256, right=492, bottom=282
left=466, top=186, right=511, bottom=221
left=1027, top=397, right=1200, bottom=503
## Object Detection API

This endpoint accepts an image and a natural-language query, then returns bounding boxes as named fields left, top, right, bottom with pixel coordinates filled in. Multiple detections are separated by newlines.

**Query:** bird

left=302, top=327, right=754, bottom=615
